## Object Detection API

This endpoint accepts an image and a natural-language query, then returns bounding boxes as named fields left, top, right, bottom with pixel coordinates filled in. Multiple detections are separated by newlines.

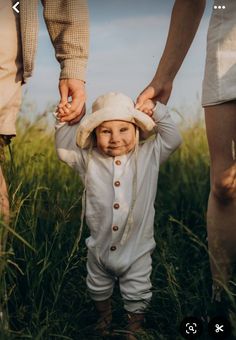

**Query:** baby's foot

left=95, top=313, right=112, bottom=336
left=124, top=312, right=145, bottom=339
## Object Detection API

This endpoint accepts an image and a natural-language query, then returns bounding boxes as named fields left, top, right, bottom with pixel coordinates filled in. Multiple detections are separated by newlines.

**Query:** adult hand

left=138, top=99, right=156, bottom=117
left=135, top=78, right=173, bottom=111
left=58, top=79, right=86, bottom=125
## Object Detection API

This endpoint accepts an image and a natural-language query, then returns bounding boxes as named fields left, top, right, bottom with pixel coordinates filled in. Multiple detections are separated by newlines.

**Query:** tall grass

left=0, top=114, right=235, bottom=339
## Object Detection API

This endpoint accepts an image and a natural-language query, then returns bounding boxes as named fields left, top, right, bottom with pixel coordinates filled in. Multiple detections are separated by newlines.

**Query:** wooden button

left=114, top=181, right=120, bottom=187
left=115, top=160, right=121, bottom=165
left=110, top=246, right=117, bottom=251
left=113, top=203, right=120, bottom=209
left=112, top=225, right=119, bottom=231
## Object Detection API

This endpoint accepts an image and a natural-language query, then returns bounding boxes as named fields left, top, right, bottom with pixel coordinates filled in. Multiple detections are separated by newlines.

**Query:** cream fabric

left=87, top=249, right=152, bottom=312
left=202, top=0, right=236, bottom=106
left=55, top=103, right=182, bottom=305
left=76, top=92, right=156, bottom=149
left=0, top=0, right=89, bottom=135
left=0, top=0, right=23, bottom=135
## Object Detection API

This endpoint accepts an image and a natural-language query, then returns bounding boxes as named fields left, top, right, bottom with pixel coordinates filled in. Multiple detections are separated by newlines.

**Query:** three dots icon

left=213, top=5, right=226, bottom=9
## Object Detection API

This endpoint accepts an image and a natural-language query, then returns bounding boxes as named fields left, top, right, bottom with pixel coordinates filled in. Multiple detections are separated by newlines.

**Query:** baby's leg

left=86, top=250, right=114, bottom=335
left=93, top=298, right=112, bottom=336
left=119, top=252, right=152, bottom=337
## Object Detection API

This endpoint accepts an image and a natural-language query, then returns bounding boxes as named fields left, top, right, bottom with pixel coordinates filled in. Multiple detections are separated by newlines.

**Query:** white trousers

left=86, top=250, right=152, bottom=313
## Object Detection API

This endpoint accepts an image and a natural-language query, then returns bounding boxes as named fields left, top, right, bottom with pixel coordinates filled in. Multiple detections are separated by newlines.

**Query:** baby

left=55, top=92, right=182, bottom=338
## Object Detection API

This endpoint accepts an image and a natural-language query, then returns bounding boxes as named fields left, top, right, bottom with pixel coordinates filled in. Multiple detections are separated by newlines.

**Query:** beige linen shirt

left=19, top=0, right=89, bottom=82
left=55, top=104, right=182, bottom=274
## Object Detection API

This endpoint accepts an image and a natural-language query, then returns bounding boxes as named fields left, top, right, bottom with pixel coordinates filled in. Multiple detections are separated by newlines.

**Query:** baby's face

left=95, top=120, right=136, bottom=157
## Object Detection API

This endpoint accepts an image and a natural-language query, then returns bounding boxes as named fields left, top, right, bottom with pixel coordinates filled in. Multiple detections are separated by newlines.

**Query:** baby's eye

left=101, top=129, right=111, bottom=134
left=120, top=127, right=128, bottom=132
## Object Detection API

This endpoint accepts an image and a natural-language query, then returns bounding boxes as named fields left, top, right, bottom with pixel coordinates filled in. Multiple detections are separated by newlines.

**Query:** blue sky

left=23, top=0, right=212, bottom=120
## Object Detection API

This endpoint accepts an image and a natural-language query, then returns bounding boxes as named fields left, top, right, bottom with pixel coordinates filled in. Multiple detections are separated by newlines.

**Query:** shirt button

left=110, top=246, right=117, bottom=251
left=113, top=203, right=120, bottom=209
left=115, top=160, right=121, bottom=165
left=114, top=181, right=120, bottom=187
left=112, top=225, right=119, bottom=231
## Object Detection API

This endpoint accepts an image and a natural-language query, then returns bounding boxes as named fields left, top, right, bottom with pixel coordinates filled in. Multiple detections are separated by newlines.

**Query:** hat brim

left=76, top=107, right=156, bottom=149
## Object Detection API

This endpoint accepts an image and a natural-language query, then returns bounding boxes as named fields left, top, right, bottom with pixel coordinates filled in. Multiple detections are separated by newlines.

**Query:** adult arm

left=41, top=0, right=89, bottom=123
left=136, top=0, right=206, bottom=108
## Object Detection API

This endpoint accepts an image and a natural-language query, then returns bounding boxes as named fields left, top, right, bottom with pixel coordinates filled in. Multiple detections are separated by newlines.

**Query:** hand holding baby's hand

left=136, top=99, right=155, bottom=116
left=56, top=102, right=72, bottom=121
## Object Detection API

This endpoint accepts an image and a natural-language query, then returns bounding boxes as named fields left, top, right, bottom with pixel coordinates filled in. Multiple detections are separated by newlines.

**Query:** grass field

left=0, top=113, right=236, bottom=339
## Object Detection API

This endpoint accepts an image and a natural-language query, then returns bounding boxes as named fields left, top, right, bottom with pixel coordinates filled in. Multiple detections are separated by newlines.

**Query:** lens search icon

left=180, top=317, right=203, bottom=339
left=186, top=322, right=197, bottom=334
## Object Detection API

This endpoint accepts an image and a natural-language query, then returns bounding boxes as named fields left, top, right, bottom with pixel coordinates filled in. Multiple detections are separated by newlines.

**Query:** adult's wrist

left=154, top=62, right=176, bottom=84
left=59, top=59, right=87, bottom=82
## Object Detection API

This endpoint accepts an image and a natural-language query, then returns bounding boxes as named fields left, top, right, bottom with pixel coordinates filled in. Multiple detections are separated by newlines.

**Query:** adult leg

left=0, top=161, right=9, bottom=331
left=0, top=165, right=9, bottom=227
left=0, top=0, right=23, bottom=222
left=205, top=101, right=236, bottom=294
left=0, top=160, right=9, bottom=250
left=0, top=137, right=12, bottom=283
left=0, top=0, right=23, bottom=330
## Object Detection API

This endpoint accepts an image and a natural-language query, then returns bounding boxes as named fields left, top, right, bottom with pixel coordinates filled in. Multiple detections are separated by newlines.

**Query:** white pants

left=86, top=250, right=152, bottom=313
left=0, top=0, right=23, bottom=135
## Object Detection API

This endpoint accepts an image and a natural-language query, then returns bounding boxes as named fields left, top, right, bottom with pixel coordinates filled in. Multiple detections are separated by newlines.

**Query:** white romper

left=55, top=103, right=182, bottom=312
left=202, top=0, right=236, bottom=106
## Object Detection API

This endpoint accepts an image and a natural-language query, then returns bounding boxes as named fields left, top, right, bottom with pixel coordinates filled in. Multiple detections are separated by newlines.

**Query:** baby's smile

left=95, top=120, right=136, bottom=157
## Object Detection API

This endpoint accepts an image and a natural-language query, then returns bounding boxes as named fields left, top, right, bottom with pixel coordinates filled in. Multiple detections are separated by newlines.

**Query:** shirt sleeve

left=152, top=102, right=182, bottom=164
left=54, top=115, right=87, bottom=175
left=41, top=0, right=89, bottom=81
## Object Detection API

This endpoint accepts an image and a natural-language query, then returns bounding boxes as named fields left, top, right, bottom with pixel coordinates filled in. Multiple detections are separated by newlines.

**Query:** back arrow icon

left=13, top=2, right=20, bottom=13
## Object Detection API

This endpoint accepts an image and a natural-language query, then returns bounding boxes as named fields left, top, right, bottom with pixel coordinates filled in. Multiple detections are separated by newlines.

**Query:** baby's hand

left=137, top=99, right=155, bottom=116
left=56, top=102, right=72, bottom=121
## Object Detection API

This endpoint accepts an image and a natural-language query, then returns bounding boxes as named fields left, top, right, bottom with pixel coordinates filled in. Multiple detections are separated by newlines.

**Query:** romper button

left=113, top=203, right=120, bottom=209
left=112, top=225, right=119, bottom=231
left=114, top=181, right=120, bottom=187
left=110, top=246, right=116, bottom=251
left=115, top=160, right=121, bottom=165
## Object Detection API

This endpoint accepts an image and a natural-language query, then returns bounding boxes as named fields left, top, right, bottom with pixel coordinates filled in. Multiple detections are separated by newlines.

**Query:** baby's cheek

left=129, top=136, right=136, bottom=149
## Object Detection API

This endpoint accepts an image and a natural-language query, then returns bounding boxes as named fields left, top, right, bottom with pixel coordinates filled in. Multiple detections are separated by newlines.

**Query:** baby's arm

left=55, top=111, right=86, bottom=172
left=140, top=100, right=182, bottom=164
left=152, top=102, right=182, bottom=164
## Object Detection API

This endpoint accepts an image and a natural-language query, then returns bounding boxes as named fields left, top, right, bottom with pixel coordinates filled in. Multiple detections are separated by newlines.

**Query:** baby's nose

left=111, top=132, right=120, bottom=142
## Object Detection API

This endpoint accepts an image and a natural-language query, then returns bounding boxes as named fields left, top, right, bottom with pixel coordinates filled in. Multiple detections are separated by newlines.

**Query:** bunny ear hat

left=76, top=92, right=156, bottom=149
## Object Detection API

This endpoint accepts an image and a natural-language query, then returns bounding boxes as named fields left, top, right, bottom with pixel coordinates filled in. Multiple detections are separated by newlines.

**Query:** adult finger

left=59, top=82, right=69, bottom=106
left=135, top=86, right=157, bottom=109
left=60, top=98, right=85, bottom=122
left=68, top=104, right=86, bottom=125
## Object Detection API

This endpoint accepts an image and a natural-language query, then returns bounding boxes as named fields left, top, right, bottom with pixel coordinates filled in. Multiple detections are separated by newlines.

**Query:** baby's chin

left=100, top=146, right=135, bottom=157
left=106, top=150, right=126, bottom=157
